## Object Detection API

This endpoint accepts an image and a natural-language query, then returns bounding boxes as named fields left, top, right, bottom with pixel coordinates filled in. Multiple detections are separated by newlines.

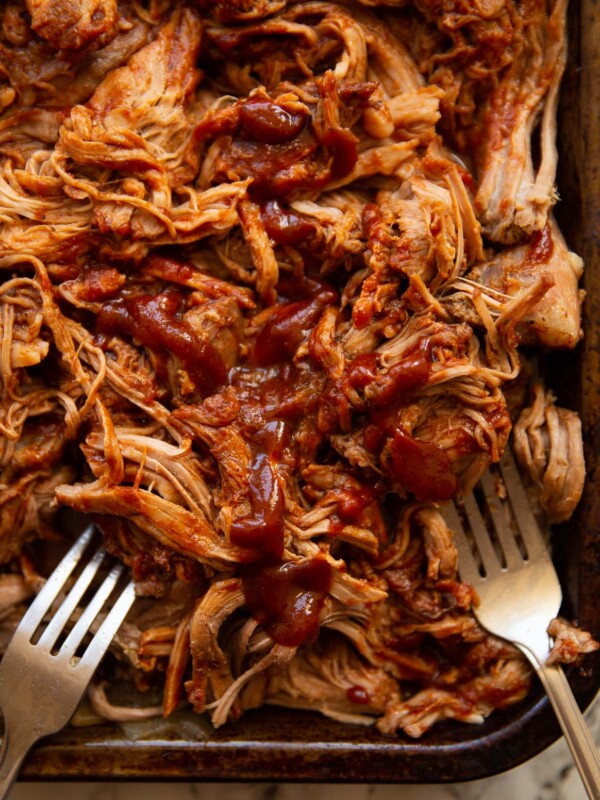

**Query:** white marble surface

left=10, top=694, right=600, bottom=800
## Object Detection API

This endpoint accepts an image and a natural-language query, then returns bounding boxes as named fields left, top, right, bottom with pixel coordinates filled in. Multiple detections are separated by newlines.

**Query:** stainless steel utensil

left=0, top=524, right=135, bottom=797
left=441, top=451, right=600, bottom=799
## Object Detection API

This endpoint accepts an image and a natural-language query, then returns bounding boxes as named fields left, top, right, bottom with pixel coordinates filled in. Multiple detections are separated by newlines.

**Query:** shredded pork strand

left=513, top=383, right=585, bottom=523
left=0, top=0, right=591, bottom=739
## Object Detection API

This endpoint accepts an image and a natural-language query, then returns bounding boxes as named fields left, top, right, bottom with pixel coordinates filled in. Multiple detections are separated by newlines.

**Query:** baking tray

left=17, top=0, right=600, bottom=783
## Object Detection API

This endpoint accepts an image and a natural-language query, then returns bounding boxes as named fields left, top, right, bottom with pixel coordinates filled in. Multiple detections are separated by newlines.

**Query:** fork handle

left=520, top=648, right=600, bottom=800
left=0, top=725, right=37, bottom=799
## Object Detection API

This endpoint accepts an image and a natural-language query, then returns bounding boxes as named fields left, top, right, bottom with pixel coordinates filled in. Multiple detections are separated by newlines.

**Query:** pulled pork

left=513, top=382, right=585, bottom=523
left=0, top=0, right=591, bottom=739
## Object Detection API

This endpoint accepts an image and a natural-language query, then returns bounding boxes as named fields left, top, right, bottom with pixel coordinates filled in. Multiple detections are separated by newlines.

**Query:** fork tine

left=37, top=546, right=106, bottom=651
left=479, top=470, right=523, bottom=569
left=11, top=525, right=95, bottom=642
left=499, top=450, right=547, bottom=560
left=440, top=502, right=481, bottom=584
left=460, top=491, right=503, bottom=575
left=78, top=581, right=136, bottom=676
left=60, top=561, right=126, bottom=658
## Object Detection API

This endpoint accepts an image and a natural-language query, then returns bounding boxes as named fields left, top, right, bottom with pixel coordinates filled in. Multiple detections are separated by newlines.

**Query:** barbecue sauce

left=229, top=421, right=287, bottom=559
left=97, top=291, right=227, bottom=395
left=230, top=453, right=285, bottom=559
left=252, top=301, right=325, bottom=366
left=335, top=484, right=378, bottom=525
left=346, top=343, right=431, bottom=406
left=525, top=224, right=554, bottom=267
left=347, top=685, right=370, bottom=705
left=241, top=556, right=332, bottom=647
left=227, top=369, right=332, bottom=646
left=198, top=89, right=359, bottom=198
left=260, top=200, right=316, bottom=246
left=323, top=127, right=358, bottom=178
left=251, top=278, right=337, bottom=366
left=220, top=131, right=321, bottom=198
left=389, top=429, right=459, bottom=501
left=239, top=97, right=307, bottom=144
left=342, top=341, right=460, bottom=501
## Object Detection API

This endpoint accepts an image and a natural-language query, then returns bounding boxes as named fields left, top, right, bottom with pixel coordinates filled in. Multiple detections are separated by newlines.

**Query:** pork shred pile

left=0, top=0, right=594, bottom=738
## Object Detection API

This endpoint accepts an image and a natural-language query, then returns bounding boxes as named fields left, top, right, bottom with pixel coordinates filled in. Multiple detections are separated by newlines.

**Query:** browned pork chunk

left=25, top=0, right=118, bottom=51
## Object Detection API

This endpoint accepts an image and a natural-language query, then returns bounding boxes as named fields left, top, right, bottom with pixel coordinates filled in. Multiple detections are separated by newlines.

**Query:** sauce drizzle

left=242, top=556, right=332, bottom=647
left=97, top=291, right=227, bottom=395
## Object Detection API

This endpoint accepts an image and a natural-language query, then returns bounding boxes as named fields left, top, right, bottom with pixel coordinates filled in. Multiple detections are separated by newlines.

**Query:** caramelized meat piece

left=25, top=0, right=118, bottom=51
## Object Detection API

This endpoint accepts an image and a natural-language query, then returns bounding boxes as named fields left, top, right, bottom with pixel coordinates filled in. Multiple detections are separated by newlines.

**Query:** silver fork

left=441, top=451, right=600, bottom=799
left=0, top=524, right=135, bottom=797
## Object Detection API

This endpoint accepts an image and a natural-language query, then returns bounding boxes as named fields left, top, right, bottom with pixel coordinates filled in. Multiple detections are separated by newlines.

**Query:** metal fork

left=0, top=524, right=135, bottom=797
left=441, top=451, right=600, bottom=799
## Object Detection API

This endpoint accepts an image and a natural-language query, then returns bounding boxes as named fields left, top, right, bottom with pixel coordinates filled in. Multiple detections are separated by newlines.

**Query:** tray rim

left=16, top=682, right=600, bottom=783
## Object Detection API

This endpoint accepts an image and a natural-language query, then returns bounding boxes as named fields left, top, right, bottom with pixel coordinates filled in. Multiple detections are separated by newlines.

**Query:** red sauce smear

left=345, top=353, right=379, bottom=390
left=371, top=357, right=431, bottom=409
left=347, top=342, right=431, bottom=408
left=252, top=279, right=338, bottom=366
left=526, top=225, right=554, bottom=267
left=328, top=482, right=380, bottom=536
left=346, top=685, right=370, bottom=705
left=323, top=127, right=358, bottom=178
left=241, top=557, right=332, bottom=647
left=230, top=452, right=285, bottom=558
left=260, top=200, right=315, bottom=246
left=458, top=167, right=475, bottom=193
left=230, top=421, right=287, bottom=558
left=223, top=130, right=320, bottom=199
left=335, top=484, right=378, bottom=524
left=257, top=364, right=320, bottom=422
left=342, top=341, right=460, bottom=501
left=389, top=429, right=459, bottom=501
left=252, top=301, right=324, bottom=366
left=239, top=97, right=307, bottom=144
left=276, top=276, right=336, bottom=303
left=203, top=89, right=359, bottom=198
left=97, top=291, right=227, bottom=395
